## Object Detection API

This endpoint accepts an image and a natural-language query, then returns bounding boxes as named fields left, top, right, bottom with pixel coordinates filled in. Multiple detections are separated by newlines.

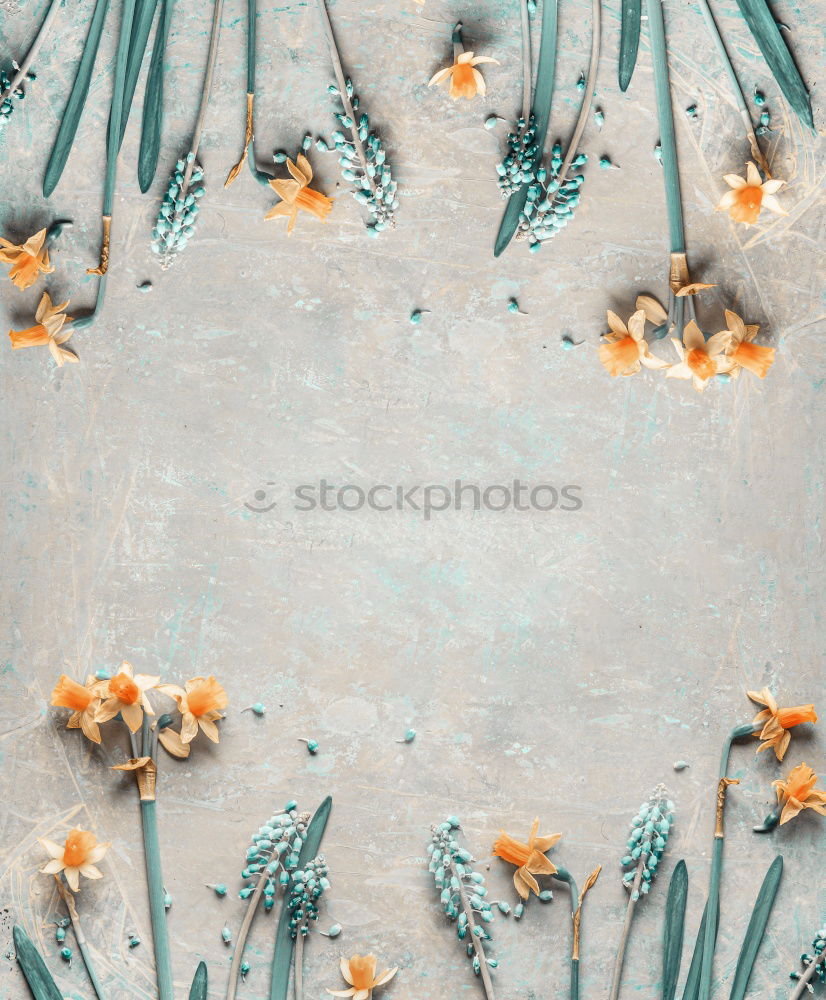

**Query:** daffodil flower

left=428, top=51, right=499, bottom=100
left=717, top=161, right=786, bottom=226
left=493, top=818, right=560, bottom=899
left=51, top=674, right=103, bottom=743
left=159, top=675, right=228, bottom=744
left=328, top=954, right=398, bottom=999
left=8, top=292, right=76, bottom=366
left=748, top=687, right=817, bottom=760
left=265, top=155, right=333, bottom=234
left=666, top=321, right=731, bottom=391
left=719, top=309, right=775, bottom=380
left=39, top=828, right=109, bottom=892
left=95, top=661, right=160, bottom=733
left=771, top=763, right=826, bottom=826
left=598, top=309, right=670, bottom=377
left=0, top=228, right=54, bottom=290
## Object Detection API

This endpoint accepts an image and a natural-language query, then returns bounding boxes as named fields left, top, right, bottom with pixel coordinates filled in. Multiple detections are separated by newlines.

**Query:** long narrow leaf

left=728, top=856, right=783, bottom=1000
left=189, top=961, right=208, bottom=1000
left=663, top=860, right=688, bottom=1000
left=734, top=0, right=813, bottom=129
left=618, top=0, right=641, bottom=90
left=493, top=0, right=558, bottom=257
left=138, top=0, right=173, bottom=191
left=682, top=897, right=719, bottom=1000
left=42, top=0, right=111, bottom=197
left=269, top=796, right=333, bottom=1000
left=119, top=0, right=160, bottom=146
left=13, top=926, right=64, bottom=1000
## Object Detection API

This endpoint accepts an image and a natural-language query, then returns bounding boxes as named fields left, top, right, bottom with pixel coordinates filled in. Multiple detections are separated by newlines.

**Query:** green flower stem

left=608, top=859, right=644, bottom=1000
left=138, top=717, right=173, bottom=1000
left=452, top=21, right=464, bottom=61
left=698, top=722, right=761, bottom=1000
left=519, top=1, right=532, bottom=121
left=245, top=0, right=272, bottom=184
left=693, top=0, right=769, bottom=174
left=554, top=0, right=601, bottom=194
left=55, top=877, right=106, bottom=1000
left=753, top=804, right=781, bottom=832
left=554, top=868, right=581, bottom=1000
left=0, top=0, right=63, bottom=102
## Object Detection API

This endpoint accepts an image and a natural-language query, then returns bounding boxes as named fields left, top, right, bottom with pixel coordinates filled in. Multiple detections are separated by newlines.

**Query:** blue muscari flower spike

left=287, top=854, right=330, bottom=939
left=428, top=818, right=498, bottom=984
left=620, top=784, right=674, bottom=901
left=150, top=154, right=206, bottom=269
left=790, top=925, right=826, bottom=991
left=241, top=804, right=311, bottom=912
left=0, top=62, right=33, bottom=126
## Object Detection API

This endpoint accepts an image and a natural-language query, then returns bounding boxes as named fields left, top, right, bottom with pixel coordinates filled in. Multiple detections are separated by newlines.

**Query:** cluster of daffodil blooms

left=50, top=663, right=228, bottom=757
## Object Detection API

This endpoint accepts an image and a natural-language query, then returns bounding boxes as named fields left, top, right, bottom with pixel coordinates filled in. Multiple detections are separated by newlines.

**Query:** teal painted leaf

left=269, top=796, right=332, bottom=1000
left=494, top=0, right=558, bottom=257
left=189, top=961, right=208, bottom=1000
left=138, top=0, right=173, bottom=192
left=681, top=897, right=719, bottom=1000
left=119, top=0, right=160, bottom=146
left=42, top=0, right=111, bottom=197
left=728, top=856, right=783, bottom=1000
left=13, top=926, right=64, bottom=1000
left=618, top=0, right=641, bottom=90
left=734, top=0, right=813, bottom=129
left=663, top=860, right=688, bottom=1000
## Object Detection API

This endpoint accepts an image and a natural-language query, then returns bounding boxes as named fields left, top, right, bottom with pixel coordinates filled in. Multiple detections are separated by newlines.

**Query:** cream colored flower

left=598, top=309, right=670, bottom=377
left=719, top=310, right=775, bottom=380
left=428, top=51, right=499, bottom=100
left=748, top=687, right=817, bottom=760
left=51, top=674, right=103, bottom=743
left=717, top=162, right=786, bottom=226
left=0, top=228, right=54, bottom=290
left=328, top=955, right=398, bottom=999
left=39, top=828, right=109, bottom=892
left=95, top=661, right=160, bottom=733
left=493, top=818, right=560, bottom=898
left=666, top=321, right=731, bottom=391
left=772, top=763, right=826, bottom=825
left=8, top=292, right=75, bottom=366
left=265, top=155, right=333, bottom=234
left=160, top=676, right=228, bottom=744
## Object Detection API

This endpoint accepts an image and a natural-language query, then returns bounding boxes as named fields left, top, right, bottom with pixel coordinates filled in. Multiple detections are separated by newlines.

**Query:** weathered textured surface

left=0, top=0, right=824, bottom=997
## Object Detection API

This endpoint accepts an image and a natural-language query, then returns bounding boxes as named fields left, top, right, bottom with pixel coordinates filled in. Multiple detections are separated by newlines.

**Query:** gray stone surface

left=0, top=0, right=824, bottom=997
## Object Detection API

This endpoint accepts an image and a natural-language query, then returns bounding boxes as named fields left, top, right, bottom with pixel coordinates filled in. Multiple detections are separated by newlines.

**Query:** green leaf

left=13, top=926, right=64, bottom=1000
left=119, top=0, right=160, bottom=147
left=188, top=961, right=208, bottom=1000
left=728, top=856, right=783, bottom=1000
left=42, top=0, right=111, bottom=198
left=618, top=0, right=641, bottom=90
left=138, top=0, right=173, bottom=192
left=681, top=897, right=719, bottom=1000
left=269, top=796, right=333, bottom=1000
left=663, top=860, right=688, bottom=1000
left=493, top=0, right=558, bottom=257
left=734, top=0, right=812, bottom=129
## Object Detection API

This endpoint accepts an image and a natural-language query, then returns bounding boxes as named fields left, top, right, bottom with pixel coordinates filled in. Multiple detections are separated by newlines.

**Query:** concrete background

left=0, top=0, right=823, bottom=997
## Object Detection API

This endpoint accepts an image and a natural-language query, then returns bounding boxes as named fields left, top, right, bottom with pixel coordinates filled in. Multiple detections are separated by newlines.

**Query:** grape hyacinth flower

left=790, top=925, right=826, bottom=999
left=608, top=784, right=674, bottom=1000
left=428, top=818, right=497, bottom=999
left=151, top=155, right=206, bottom=269
left=288, top=854, right=330, bottom=1000
left=0, top=63, right=34, bottom=127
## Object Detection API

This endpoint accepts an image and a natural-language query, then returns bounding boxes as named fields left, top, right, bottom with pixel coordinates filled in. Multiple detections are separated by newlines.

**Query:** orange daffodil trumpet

left=39, top=828, right=110, bottom=892
left=265, top=154, right=333, bottom=234
left=666, top=321, right=732, bottom=392
left=720, top=310, right=775, bottom=380
left=51, top=674, right=103, bottom=743
left=492, top=818, right=560, bottom=899
left=328, top=955, right=398, bottom=999
left=598, top=309, right=670, bottom=377
left=717, top=161, right=786, bottom=226
left=429, top=51, right=500, bottom=100
left=771, top=764, right=826, bottom=826
left=8, top=292, right=76, bottom=366
left=0, top=228, right=54, bottom=290
left=95, top=661, right=160, bottom=733
left=748, top=687, right=818, bottom=761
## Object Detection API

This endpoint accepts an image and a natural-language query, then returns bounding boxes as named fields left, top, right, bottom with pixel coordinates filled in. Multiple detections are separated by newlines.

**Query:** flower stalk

left=54, top=876, right=106, bottom=1000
